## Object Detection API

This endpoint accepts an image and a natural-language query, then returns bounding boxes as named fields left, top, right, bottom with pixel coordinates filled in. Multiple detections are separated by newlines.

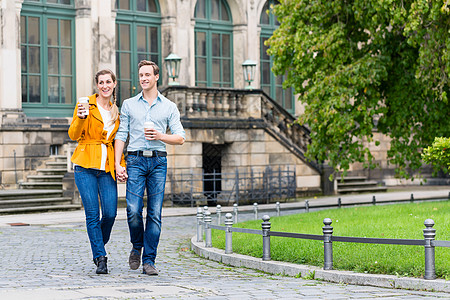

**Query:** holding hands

left=116, top=164, right=128, bottom=182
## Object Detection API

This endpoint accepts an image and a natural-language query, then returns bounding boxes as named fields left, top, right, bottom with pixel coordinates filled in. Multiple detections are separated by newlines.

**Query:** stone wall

left=118, top=126, right=321, bottom=199
left=0, top=114, right=71, bottom=188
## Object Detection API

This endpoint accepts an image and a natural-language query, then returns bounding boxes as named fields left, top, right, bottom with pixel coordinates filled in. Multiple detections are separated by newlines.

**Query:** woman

left=68, top=69, right=125, bottom=274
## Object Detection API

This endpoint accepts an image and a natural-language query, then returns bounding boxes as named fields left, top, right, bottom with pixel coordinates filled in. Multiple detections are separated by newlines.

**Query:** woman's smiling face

left=96, top=74, right=116, bottom=99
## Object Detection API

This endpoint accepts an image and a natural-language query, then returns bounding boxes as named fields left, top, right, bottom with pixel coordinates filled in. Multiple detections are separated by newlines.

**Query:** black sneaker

left=95, top=256, right=108, bottom=274
left=142, top=263, right=158, bottom=275
left=129, top=248, right=142, bottom=270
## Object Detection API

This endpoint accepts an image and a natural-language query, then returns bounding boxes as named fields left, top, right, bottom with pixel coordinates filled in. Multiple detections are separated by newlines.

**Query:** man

left=115, top=60, right=185, bottom=275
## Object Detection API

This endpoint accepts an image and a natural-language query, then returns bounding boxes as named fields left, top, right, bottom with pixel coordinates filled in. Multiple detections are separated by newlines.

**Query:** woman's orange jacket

left=68, top=94, right=125, bottom=180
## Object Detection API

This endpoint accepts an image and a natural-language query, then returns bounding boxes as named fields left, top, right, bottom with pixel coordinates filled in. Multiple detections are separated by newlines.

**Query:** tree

left=266, top=0, right=450, bottom=179
left=422, top=137, right=450, bottom=174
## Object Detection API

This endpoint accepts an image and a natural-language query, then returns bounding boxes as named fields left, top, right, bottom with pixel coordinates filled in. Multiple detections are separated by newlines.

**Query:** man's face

left=139, top=65, right=159, bottom=91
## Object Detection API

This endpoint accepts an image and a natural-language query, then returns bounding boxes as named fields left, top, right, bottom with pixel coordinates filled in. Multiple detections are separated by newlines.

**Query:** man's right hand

left=116, top=165, right=128, bottom=182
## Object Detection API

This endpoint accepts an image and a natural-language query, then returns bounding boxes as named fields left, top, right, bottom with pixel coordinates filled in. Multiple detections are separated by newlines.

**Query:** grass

left=211, top=200, right=450, bottom=279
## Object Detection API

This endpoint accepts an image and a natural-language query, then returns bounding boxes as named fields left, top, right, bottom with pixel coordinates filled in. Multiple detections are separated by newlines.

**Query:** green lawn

left=211, top=200, right=450, bottom=279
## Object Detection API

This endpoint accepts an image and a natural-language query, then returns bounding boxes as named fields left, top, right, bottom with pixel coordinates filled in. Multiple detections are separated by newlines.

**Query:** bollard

left=202, top=206, right=209, bottom=238
left=204, top=211, right=212, bottom=247
left=423, top=219, right=436, bottom=280
left=305, top=200, right=309, bottom=213
left=225, top=213, right=233, bottom=254
left=216, top=204, right=222, bottom=225
left=276, top=201, right=280, bottom=217
left=323, top=218, right=333, bottom=270
left=338, top=197, right=341, bottom=208
left=196, top=207, right=203, bottom=242
left=233, top=203, right=238, bottom=223
left=372, top=195, right=376, bottom=205
left=261, top=215, right=271, bottom=261
left=410, top=193, right=414, bottom=203
left=253, top=203, right=258, bottom=220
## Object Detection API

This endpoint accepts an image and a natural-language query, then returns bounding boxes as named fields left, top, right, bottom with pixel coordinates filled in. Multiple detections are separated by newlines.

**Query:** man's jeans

left=74, top=166, right=117, bottom=260
left=125, top=154, right=167, bottom=266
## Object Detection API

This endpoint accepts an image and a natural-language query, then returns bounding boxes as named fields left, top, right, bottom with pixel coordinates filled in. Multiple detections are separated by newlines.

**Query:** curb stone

left=191, top=236, right=450, bottom=293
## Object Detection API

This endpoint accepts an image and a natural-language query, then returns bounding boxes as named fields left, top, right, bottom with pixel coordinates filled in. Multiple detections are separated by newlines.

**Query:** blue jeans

left=125, top=154, right=167, bottom=266
left=74, top=166, right=117, bottom=260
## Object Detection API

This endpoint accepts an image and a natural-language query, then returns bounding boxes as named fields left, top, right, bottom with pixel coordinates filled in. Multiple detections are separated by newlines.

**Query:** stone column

left=0, top=0, right=22, bottom=113
left=96, top=0, right=116, bottom=72
left=173, top=0, right=192, bottom=86
left=75, top=1, right=93, bottom=98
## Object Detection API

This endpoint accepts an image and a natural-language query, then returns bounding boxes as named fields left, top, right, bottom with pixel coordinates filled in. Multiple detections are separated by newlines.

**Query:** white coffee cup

left=78, top=97, right=90, bottom=116
left=144, top=121, right=155, bottom=130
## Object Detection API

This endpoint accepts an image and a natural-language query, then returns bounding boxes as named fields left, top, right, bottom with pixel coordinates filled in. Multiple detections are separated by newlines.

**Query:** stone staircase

left=337, top=176, right=388, bottom=194
left=0, top=155, right=81, bottom=214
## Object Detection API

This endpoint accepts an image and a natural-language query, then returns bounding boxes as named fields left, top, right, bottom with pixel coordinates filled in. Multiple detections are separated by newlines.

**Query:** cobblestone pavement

left=0, top=213, right=448, bottom=299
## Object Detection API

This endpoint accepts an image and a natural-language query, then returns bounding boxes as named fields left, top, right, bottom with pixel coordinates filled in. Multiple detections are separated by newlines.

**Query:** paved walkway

left=0, top=187, right=448, bottom=299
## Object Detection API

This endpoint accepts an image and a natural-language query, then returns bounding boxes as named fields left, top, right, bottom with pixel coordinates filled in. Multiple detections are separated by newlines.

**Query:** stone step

left=45, top=161, right=68, bottom=168
left=338, top=186, right=388, bottom=194
left=26, top=175, right=65, bottom=182
left=0, top=189, right=63, bottom=200
left=337, top=180, right=379, bottom=188
left=51, top=155, right=68, bottom=162
left=0, top=204, right=82, bottom=214
left=36, top=168, right=68, bottom=175
left=0, top=197, right=73, bottom=208
left=19, top=182, right=63, bottom=190
left=337, top=176, right=368, bottom=183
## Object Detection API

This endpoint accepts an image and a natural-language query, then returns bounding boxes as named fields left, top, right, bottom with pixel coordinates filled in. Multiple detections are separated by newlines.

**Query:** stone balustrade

left=163, top=86, right=246, bottom=118
left=161, top=86, right=313, bottom=164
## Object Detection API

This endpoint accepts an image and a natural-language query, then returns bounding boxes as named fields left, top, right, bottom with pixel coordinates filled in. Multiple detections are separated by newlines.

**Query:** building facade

left=0, top=0, right=441, bottom=201
left=0, top=0, right=324, bottom=201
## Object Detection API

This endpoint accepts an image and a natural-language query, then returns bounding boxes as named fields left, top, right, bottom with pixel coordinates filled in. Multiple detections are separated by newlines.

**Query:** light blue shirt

left=115, top=91, right=185, bottom=152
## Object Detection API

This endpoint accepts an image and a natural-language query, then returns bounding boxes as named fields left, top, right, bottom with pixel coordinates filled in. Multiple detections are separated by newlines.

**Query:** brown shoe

left=128, top=248, right=142, bottom=270
left=142, top=263, right=158, bottom=275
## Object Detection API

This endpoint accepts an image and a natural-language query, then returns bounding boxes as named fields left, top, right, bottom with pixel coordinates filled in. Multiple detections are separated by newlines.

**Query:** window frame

left=115, top=0, right=162, bottom=102
left=194, top=0, right=233, bottom=88
left=21, top=0, right=76, bottom=117
left=260, top=0, right=294, bottom=114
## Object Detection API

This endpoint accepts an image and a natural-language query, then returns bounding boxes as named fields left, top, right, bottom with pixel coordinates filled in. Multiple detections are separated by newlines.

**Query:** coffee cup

left=144, top=121, right=155, bottom=130
left=78, top=97, right=90, bottom=116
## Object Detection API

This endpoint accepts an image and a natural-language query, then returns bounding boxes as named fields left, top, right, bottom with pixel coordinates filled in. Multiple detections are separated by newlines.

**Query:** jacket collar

left=88, top=94, right=115, bottom=124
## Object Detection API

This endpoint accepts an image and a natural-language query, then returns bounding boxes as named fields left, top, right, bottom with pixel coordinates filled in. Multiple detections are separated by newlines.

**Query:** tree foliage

left=422, top=137, right=450, bottom=173
left=266, top=0, right=450, bottom=179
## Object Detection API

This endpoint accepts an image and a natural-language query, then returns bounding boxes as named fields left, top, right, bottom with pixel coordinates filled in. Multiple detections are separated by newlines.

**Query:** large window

left=195, top=0, right=233, bottom=87
left=21, top=0, right=75, bottom=117
left=116, top=0, right=161, bottom=102
left=260, top=0, right=294, bottom=114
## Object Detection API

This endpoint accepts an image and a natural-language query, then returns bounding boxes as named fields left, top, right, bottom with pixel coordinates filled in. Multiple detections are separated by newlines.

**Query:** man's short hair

left=138, top=60, right=159, bottom=76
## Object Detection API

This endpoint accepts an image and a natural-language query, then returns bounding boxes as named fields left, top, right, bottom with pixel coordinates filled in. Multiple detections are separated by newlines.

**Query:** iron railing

left=167, top=166, right=296, bottom=207
left=196, top=201, right=450, bottom=280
